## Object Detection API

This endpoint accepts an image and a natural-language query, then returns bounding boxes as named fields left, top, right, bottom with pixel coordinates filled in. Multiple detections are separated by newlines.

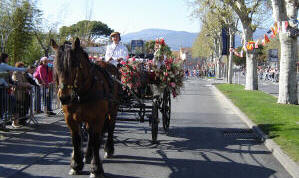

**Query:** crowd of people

left=184, top=67, right=215, bottom=78
left=258, top=67, right=279, bottom=82
left=0, top=53, right=56, bottom=128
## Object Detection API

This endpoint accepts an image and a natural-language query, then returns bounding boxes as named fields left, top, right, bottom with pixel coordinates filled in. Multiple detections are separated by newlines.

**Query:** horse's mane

left=55, top=41, right=91, bottom=77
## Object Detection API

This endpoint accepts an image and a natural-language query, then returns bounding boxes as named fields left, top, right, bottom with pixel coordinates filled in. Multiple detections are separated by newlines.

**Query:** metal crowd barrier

left=0, top=83, right=60, bottom=129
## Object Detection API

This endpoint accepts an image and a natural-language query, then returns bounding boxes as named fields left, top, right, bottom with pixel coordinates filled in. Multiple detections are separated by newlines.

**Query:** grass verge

left=216, top=84, right=299, bottom=162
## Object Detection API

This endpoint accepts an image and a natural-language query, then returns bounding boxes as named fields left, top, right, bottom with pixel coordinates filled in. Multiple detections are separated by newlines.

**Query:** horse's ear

left=73, top=38, right=80, bottom=49
left=50, top=39, right=58, bottom=50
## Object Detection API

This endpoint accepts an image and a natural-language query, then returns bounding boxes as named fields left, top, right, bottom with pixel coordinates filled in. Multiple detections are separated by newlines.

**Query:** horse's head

left=51, top=38, right=90, bottom=105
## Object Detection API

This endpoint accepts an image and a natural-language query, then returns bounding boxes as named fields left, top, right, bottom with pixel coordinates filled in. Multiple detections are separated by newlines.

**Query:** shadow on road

left=103, top=126, right=279, bottom=178
left=0, top=118, right=287, bottom=178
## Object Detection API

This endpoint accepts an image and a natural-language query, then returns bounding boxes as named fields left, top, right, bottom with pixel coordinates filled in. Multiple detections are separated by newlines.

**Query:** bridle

left=57, top=45, right=89, bottom=104
left=57, top=44, right=106, bottom=104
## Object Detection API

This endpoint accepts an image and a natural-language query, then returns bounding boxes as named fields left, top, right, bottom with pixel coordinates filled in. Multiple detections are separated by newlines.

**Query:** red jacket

left=34, top=64, right=53, bottom=85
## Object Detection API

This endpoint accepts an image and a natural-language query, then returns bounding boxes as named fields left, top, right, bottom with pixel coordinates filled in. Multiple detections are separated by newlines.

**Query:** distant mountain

left=121, top=28, right=269, bottom=51
left=122, top=28, right=198, bottom=50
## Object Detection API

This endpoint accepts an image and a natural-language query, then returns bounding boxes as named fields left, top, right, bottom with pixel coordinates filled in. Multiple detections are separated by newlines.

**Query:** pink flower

left=121, top=61, right=126, bottom=65
left=160, top=38, right=165, bottom=45
left=166, top=65, right=171, bottom=70
left=170, top=82, right=176, bottom=88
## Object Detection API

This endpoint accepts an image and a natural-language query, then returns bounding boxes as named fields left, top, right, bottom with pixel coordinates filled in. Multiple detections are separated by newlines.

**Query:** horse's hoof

left=90, top=173, right=105, bottom=178
left=69, top=169, right=79, bottom=175
left=104, top=152, right=113, bottom=159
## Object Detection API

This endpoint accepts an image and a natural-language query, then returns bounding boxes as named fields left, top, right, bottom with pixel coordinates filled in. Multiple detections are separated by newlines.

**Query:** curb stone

left=211, top=84, right=299, bottom=178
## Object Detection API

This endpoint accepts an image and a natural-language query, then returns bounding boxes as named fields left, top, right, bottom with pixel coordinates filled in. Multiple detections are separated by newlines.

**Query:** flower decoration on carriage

left=154, top=38, right=168, bottom=62
left=155, top=58, right=184, bottom=97
left=119, top=60, right=142, bottom=92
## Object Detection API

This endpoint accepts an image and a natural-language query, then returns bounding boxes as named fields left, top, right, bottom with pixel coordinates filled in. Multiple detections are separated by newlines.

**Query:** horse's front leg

left=84, top=124, right=92, bottom=164
left=90, top=125, right=104, bottom=178
left=67, top=119, right=84, bottom=175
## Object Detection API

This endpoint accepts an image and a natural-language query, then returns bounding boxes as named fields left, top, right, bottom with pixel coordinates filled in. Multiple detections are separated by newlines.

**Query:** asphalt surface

left=0, top=78, right=291, bottom=178
left=232, top=72, right=299, bottom=98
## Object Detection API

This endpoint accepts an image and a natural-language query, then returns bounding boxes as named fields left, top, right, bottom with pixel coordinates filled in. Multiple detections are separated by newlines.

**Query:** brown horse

left=51, top=38, right=119, bottom=178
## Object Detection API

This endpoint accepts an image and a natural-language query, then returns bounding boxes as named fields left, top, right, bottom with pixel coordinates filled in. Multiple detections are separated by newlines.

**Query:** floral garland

left=119, top=58, right=142, bottom=92
left=119, top=38, right=184, bottom=98
left=154, top=38, right=167, bottom=60
left=153, top=58, right=184, bottom=97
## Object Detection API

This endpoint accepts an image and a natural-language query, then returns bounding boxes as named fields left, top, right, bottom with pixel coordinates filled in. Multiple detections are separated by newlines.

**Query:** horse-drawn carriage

left=50, top=38, right=183, bottom=178
left=117, top=60, right=172, bottom=143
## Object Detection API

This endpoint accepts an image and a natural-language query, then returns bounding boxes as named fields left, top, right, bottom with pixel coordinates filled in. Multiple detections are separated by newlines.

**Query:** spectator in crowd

left=105, top=32, right=128, bottom=67
left=25, top=65, right=42, bottom=113
left=11, top=62, right=32, bottom=127
left=185, top=69, right=189, bottom=78
left=0, top=53, right=27, bottom=81
left=0, top=53, right=27, bottom=126
left=25, top=65, right=39, bottom=86
left=34, top=57, right=55, bottom=116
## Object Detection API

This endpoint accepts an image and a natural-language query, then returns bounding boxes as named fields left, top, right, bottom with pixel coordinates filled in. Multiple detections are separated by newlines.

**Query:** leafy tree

left=0, top=0, right=14, bottom=53
left=58, top=20, right=113, bottom=45
left=7, top=0, right=36, bottom=64
left=23, top=37, right=43, bottom=66
left=192, top=25, right=213, bottom=58
left=191, top=0, right=271, bottom=89
left=222, top=0, right=271, bottom=90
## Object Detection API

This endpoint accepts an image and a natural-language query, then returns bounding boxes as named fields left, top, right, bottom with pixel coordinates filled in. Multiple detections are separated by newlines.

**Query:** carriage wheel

left=138, top=104, right=145, bottom=123
left=151, top=102, right=159, bottom=143
left=162, top=88, right=171, bottom=132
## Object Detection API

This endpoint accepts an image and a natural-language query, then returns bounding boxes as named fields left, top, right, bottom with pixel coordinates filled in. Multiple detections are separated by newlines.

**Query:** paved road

left=0, top=79, right=291, bottom=178
left=231, top=72, right=299, bottom=98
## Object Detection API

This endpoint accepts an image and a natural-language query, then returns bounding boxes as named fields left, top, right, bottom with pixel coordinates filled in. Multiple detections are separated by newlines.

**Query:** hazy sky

left=37, top=0, right=200, bottom=34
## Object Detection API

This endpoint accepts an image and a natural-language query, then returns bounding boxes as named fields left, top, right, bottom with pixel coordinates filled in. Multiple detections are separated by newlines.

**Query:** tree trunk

left=245, top=50, right=258, bottom=90
left=278, top=32, right=298, bottom=104
left=218, top=36, right=223, bottom=78
left=243, top=25, right=258, bottom=90
left=228, top=29, right=234, bottom=84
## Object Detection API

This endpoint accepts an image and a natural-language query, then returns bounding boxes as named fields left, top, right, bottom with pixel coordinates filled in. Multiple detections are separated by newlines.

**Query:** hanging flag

left=255, top=39, right=260, bottom=48
left=240, top=50, right=244, bottom=58
left=264, top=34, right=270, bottom=43
left=281, top=21, right=289, bottom=33
left=262, top=39, right=265, bottom=46
left=246, top=41, right=255, bottom=50
left=274, top=22, right=278, bottom=35
left=271, top=27, right=276, bottom=38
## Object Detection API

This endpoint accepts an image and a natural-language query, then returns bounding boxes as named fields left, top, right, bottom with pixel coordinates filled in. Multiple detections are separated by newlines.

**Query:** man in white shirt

left=105, top=32, right=128, bottom=67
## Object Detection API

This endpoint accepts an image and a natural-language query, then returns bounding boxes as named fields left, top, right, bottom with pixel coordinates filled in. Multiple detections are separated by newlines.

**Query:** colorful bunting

left=246, top=41, right=255, bottom=50
left=255, top=40, right=259, bottom=48
left=264, top=34, right=270, bottom=43
left=229, top=20, right=298, bottom=57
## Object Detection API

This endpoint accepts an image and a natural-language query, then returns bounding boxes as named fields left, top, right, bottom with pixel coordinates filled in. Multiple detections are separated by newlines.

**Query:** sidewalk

left=0, top=111, right=68, bottom=177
